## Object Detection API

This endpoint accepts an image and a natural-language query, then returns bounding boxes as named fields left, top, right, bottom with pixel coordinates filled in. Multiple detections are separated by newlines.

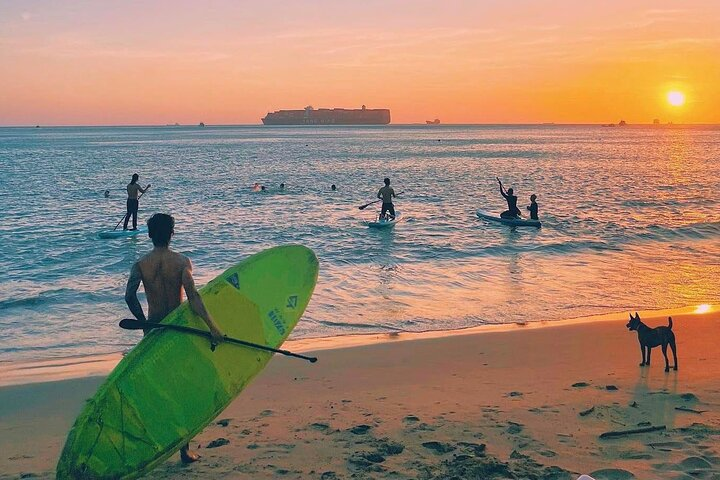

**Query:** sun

left=667, top=91, right=685, bottom=107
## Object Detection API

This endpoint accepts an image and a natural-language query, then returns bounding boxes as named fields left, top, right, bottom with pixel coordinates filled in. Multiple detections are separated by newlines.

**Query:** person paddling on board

left=123, top=174, right=150, bottom=230
left=527, top=194, right=539, bottom=220
left=377, top=177, right=396, bottom=221
left=125, top=213, right=224, bottom=464
left=497, top=177, right=521, bottom=219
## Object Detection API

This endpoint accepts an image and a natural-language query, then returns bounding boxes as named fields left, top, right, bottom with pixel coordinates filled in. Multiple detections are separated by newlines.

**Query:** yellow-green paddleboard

left=57, top=245, right=319, bottom=479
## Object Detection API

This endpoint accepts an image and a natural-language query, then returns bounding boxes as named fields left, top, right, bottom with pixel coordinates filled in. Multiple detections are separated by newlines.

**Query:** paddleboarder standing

left=377, top=177, right=396, bottom=220
left=123, top=174, right=150, bottom=230
left=125, top=213, right=224, bottom=463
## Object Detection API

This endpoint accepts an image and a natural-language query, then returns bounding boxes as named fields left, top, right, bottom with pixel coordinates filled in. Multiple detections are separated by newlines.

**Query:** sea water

left=1, top=125, right=719, bottom=361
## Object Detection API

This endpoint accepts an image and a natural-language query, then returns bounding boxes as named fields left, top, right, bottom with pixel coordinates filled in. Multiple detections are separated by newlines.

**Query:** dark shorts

left=126, top=199, right=139, bottom=214
left=380, top=202, right=395, bottom=218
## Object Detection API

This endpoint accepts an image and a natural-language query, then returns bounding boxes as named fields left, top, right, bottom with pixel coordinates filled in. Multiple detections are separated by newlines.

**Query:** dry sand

left=1, top=312, right=720, bottom=479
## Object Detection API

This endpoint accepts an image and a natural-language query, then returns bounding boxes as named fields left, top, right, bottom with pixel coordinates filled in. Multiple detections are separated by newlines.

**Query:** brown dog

left=626, top=312, right=678, bottom=372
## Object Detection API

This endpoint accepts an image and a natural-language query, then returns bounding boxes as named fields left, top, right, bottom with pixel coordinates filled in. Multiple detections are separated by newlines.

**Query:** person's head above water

left=147, top=213, right=175, bottom=248
left=384, top=177, right=390, bottom=186
left=104, top=190, right=110, bottom=198
left=331, top=184, right=337, bottom=191
left=131, top=173, right=139, bottom=184
left=530, top=194, right=537, bottom=202
left=280, top=183, right=285, bottom=189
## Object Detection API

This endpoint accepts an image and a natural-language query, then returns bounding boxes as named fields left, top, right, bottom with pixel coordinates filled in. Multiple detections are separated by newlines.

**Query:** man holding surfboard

left=123, top=173, right=150, bottom=230
left=125, top=213, right=224, bottom=463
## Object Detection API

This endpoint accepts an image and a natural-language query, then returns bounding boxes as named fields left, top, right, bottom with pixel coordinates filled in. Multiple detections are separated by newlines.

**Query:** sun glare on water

left=667, top=91, right=686, bottom=106
left=694, top=304, right=711, bottom=314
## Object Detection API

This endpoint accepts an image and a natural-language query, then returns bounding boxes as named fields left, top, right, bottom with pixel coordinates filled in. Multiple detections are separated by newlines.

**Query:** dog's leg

left=646, top=345, right=651, bottom=366
left=670, top=339, right=678, bottom=371
left=662, top=343, right=670, bottom=372
left=639, top=343, right=646, bottom=366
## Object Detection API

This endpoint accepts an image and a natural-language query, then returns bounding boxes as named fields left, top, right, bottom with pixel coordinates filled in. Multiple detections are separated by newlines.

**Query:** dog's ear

left=634, top=312, right=640, bottom=319
left=629, top=313, right=634, bottom=320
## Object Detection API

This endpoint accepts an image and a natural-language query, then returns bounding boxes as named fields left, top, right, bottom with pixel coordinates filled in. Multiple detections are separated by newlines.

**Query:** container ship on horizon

left=262, top=105, right=391, bottom=125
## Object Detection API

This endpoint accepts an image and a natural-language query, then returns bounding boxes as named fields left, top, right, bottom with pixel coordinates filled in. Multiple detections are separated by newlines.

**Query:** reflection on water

left=1, top=125, right=720, bottom=361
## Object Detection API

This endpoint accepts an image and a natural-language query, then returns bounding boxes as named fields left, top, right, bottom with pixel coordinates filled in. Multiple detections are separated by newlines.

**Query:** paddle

left=112, top=185, right=151, bottom=231
left=119, top=318, right=318, bottom=363
left=358, top=191, right=404, bottom=210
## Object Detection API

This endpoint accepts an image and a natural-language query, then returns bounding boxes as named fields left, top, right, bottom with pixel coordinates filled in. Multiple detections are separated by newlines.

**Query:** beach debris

left=507, top=421, right=524, bottom=434
left=647, top=441, right=684, bottom=450
left=572, top=382, right=590, bottom=388
left=680, top=393, right=699, bottom=402
left=507, top=391, right=523, bottom=397
left=216, top=418, right=231, bottom=427
left=630, top=401, right=638, bottom=408
left=349, top=424, right=372, bottom=435
left=320, top=472, right=339, bottom=480
left=599, top=425, right=666, bottom=439
left=579, top=406, right=595, bottom=417
left=605, top=385, right=618, bottom=391
left=675, top=406, right=707, bottom=414
left=422, top=441, right=456, bottom=454
left=206, top=438, right=230, bottom=448
left=457, top=441, right=486, bottom=456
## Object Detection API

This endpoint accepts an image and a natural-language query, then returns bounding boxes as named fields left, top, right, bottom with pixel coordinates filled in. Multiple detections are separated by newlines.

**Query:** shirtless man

left=123, top=173, right=151, bottom=230
left=377, top=177, right=396, bottom=220
left=125, top=213, right=224, bottom=463
left=497, top=177, right=522, bottom=219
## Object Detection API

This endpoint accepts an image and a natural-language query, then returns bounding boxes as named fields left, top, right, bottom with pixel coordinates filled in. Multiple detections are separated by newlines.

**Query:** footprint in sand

left=349, top=424, right=372, bottom=435
left=421, top=441, right=456, bottom=454
left=589, top=468, right=635, bottom=479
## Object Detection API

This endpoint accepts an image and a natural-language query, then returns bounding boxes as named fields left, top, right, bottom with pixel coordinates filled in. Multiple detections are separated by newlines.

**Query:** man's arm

left=125, top=263, right=147, bottom=322
left=377, top=188, right=383, bottom=199
left=138, top=184, right=150, bottom=194
left=182, top=259, right=224, bottom=345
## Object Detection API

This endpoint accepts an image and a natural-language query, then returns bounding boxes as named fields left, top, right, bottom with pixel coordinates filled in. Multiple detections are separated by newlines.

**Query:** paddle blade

left=119, top=318, right=152, bottom=330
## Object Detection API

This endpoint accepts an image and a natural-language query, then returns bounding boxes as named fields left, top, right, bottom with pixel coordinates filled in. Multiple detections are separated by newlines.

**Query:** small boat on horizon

left=426, top=119, right=440, bottom=125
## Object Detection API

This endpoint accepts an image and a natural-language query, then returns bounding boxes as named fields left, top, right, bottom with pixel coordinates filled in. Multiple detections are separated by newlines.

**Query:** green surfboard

left=57, top=245, right=319, bottom=479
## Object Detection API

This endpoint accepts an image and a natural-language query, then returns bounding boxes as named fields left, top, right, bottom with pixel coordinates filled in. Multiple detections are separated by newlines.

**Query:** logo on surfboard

left=287, top=295, right=298, bottom=309
left=226, top=273, right=240, bottom=290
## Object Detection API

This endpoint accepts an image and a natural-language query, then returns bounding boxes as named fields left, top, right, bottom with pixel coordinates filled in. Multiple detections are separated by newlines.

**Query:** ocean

left=1, top=124, right=719, bottom=362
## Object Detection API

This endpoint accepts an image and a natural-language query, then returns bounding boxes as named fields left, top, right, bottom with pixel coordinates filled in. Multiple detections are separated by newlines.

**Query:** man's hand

left=497, top=177, right=502, bottom=185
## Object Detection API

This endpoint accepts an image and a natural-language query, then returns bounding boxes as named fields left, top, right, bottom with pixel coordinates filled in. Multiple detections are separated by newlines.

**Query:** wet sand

left=1, top=312, right=719, bottom=479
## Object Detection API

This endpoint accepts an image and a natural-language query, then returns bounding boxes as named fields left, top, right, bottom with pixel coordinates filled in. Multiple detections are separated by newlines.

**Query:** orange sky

left=1, top=1, right=719, bottom=125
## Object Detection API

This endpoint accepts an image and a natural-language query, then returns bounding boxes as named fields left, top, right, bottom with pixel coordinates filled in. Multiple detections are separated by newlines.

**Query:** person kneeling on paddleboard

left=527, top=194, right=539, bottom=220
left=124, top=173, right=150, bottom=230
left=377, top=177, right=397, bottom=221
left=497, top=177, right=522, bottom=219
left=125, top=213, right=224, bottom=463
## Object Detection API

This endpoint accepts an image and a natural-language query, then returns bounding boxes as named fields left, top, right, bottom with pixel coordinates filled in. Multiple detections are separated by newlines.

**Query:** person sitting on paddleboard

left=124, top=173, right=150, bottom=230
left=377, top=177, right=396, bottom=220
left=497, top=177, right=521, bottom=219
left=125, top=213, right=224, bottom=464
left=527, top=194, right=539, bottom=220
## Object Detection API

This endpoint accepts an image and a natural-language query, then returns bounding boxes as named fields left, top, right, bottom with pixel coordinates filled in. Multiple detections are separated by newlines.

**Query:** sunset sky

left=1, top=0, right=719, bottom=125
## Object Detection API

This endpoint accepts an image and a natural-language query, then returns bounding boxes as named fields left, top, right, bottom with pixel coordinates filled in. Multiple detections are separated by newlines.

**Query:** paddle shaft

left=358, top=191, right=404, bottom=210
left=119, top=319, right=317, bottom=363
left=113, top=186, right=150, bottom=231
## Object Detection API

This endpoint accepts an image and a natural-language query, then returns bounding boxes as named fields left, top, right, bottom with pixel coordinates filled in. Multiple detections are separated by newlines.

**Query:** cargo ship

left=262, top=105, right=390, bottom=125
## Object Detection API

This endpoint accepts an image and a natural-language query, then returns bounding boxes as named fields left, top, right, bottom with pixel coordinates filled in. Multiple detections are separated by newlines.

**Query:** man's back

left=378, top=186, right=395, bottom=203
left=137, top=249, right=188, bottom=322
left=127, top=183, right=142, bottom=199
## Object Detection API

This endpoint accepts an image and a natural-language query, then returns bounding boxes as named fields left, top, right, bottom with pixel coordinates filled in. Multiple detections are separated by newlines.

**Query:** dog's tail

left=668, top=316, right=673, bottom=329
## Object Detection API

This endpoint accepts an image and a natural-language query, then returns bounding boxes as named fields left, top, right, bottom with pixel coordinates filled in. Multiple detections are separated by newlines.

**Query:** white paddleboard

left=97, top=226, right=148, bottom=239
left=476, top=210, right=541, bottom=228
left=368, top=211, right=401, bottom=228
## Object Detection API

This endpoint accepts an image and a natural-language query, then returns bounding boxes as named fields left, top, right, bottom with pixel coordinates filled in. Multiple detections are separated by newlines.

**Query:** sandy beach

left=1, top=311, right=718, bottom=479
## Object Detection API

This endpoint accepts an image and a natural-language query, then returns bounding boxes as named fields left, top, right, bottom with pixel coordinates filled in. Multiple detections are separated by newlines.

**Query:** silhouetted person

left=124, top=174, right=150, bottom=230
left=279, top=183, right=285, bottom=190
left=331, top=184, right=337, bottom=191
left=377, top=178, right=396, bottom=220
left=527, top=194, right=539, bottom=220
left=497, top=177, right=521, bottom=218
left=104, top=190, right=110, bottom=198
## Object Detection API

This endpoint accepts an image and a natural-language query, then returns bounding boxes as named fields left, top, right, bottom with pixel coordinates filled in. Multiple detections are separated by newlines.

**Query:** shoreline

left=2, top=310, right=719, bottom=479
left=0, top=304, right=711, bottom=388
